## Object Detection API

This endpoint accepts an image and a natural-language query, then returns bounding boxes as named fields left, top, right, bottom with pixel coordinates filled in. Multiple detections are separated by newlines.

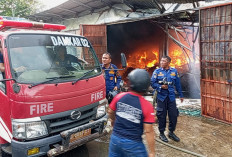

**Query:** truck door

left=0, top=39, right=12, bottom=144
left=80, top=24, right=107, bottom=61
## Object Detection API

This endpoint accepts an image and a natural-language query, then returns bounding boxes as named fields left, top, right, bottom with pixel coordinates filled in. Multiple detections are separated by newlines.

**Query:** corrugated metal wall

left=80, top=25, right=107, bottom=62
left=200, top=3, right=232, bottom=123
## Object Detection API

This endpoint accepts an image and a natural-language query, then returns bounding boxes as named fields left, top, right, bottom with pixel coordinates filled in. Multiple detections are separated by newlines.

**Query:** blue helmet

left=128, top=69, right=150, bottom=93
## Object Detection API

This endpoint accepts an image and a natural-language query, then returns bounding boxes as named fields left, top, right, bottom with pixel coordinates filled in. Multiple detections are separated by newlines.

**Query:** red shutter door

left=80, top=24, right=107, bottom=61
left=200, top=4, right=232, bottom=123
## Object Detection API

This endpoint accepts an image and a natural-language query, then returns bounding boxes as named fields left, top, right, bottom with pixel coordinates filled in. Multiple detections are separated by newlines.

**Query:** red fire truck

left=0, top=18, right=115, bottom=156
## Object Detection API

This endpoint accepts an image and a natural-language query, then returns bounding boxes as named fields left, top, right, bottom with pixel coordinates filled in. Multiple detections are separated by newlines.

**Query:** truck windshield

left=8, top=34, right=101, bottom=84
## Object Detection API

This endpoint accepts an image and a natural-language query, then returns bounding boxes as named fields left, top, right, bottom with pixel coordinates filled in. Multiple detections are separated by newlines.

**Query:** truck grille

left=41, top=102, right=99, bottom=135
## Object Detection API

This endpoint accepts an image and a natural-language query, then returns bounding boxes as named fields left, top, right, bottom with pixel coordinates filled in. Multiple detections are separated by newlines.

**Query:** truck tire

left=1, top=149, right=11, bottom=157
left=61, top=145, right=89, bottom=157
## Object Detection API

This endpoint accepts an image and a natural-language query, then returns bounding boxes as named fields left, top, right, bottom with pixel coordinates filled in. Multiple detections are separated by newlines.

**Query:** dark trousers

left=156, top=97, right=179, bottom=133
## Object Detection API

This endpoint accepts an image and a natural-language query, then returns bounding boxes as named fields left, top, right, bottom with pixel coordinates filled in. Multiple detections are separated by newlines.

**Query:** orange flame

left=127, top=51, right=159, bottom=68
left=126, top=49, right=190, bottom=69
left=169, top=50, right=188, bottom=68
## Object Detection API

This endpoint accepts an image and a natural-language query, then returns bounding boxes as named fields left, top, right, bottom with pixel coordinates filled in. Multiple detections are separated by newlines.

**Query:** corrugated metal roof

left=159, top=0, right=199, bottom=2
left=28, top=0, right=202, bottom=22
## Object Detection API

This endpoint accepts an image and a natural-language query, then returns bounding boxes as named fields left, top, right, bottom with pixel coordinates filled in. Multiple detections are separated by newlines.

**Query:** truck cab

left=0, top=18, right=108, bottom=156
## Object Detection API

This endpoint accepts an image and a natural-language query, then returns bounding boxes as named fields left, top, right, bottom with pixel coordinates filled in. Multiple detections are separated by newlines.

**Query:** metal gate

left=80, top=24, right=107, bottom=61
left=200, top=3, right=232, bottom=123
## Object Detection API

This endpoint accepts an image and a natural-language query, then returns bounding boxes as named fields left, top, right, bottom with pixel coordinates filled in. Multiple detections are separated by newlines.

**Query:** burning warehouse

left=29, top=0, right=232, bottom=124
left=106, top=20, right=199, bottom=100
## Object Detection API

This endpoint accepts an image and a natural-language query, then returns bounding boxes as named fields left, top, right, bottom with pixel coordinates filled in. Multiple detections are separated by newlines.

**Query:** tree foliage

left=0, top=0, right=39, bottom=17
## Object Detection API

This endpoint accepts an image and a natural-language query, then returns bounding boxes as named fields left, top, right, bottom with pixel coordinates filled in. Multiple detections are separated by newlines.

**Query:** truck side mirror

left=121, top=53, right=127, bottom=68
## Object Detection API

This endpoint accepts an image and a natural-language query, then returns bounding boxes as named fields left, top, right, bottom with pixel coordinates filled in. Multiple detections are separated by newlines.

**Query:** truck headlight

left=96, top=98, right=107, bottom=119
left=12, top=118, right=48, bottom=140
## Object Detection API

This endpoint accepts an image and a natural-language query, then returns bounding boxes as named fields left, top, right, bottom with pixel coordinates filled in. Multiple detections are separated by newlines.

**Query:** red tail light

left=0, top=19, right=66, bottom=31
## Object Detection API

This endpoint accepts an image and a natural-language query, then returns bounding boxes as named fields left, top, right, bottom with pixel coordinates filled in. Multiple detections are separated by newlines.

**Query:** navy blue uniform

left=0, top=53, right=3, bottom=64
left=0, top=53, right=5, bottom=77
left=54, top=54, right=82, bottom=71
left=151, top=67, right=183, bottom=133
left=101, top=63, right=121, bottom=96
left=55, top=54, right=77, bottom=67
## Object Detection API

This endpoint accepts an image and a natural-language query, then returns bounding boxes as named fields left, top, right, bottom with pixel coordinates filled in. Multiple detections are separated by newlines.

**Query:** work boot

left=168, top=132, right=180, bottom=142
left=159, top=133, right=168, bottom=142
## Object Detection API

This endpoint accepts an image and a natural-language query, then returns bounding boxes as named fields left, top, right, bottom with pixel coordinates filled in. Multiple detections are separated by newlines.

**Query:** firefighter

left=55, top=46, right=72, bottom=67
left=54, top=46, right=82, bottom=70
left=101, top=52, right=121, bottom=97
left=151, top=56, right=184, bottom=143
left=108, top=69, right=155, bottom=157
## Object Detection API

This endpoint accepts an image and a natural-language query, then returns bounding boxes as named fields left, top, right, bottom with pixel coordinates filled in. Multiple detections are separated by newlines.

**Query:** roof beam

left=56, top=7, right=76, bottom=14
left=40, top=12, right=66, bottom=19
left=99, top=0, right=114, bottom=7
left=122, top=1, right=135, bottom=11
left=70, top=0, right=93, bottom=9
left=152, top=0, right=166, bottom=13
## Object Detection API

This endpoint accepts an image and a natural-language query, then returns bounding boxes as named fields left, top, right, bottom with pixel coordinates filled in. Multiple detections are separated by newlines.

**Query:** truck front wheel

left=59, top=145, right=89, bottom=157
left=1, top=147, right=12, bottom=157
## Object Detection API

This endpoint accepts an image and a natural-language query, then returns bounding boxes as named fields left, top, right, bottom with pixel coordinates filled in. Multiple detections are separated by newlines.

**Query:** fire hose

left=155, top=138, right=206, bottom=157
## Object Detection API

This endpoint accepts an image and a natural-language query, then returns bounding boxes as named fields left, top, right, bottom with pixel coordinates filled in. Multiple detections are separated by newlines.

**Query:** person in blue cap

left=151, top=55, right=184, bottom=143
left=101, top=52, right=121, bottom=98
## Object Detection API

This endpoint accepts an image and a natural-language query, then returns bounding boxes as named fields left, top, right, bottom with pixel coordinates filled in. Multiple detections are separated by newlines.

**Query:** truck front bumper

left=11, top=116, right=108, bottom=157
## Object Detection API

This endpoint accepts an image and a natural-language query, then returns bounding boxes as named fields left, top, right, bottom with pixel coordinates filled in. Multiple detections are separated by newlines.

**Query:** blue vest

left=101, top=64, right=121, bottom=95
left=151, top=67, right=183, bottom=102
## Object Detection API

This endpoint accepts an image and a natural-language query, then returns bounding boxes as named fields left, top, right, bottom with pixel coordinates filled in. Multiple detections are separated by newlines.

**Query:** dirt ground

left=87, top=114, right=232, bottom=157
left=153, top=115, right=232, bottom=157
left=88, top=98, right=232, bottom=157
